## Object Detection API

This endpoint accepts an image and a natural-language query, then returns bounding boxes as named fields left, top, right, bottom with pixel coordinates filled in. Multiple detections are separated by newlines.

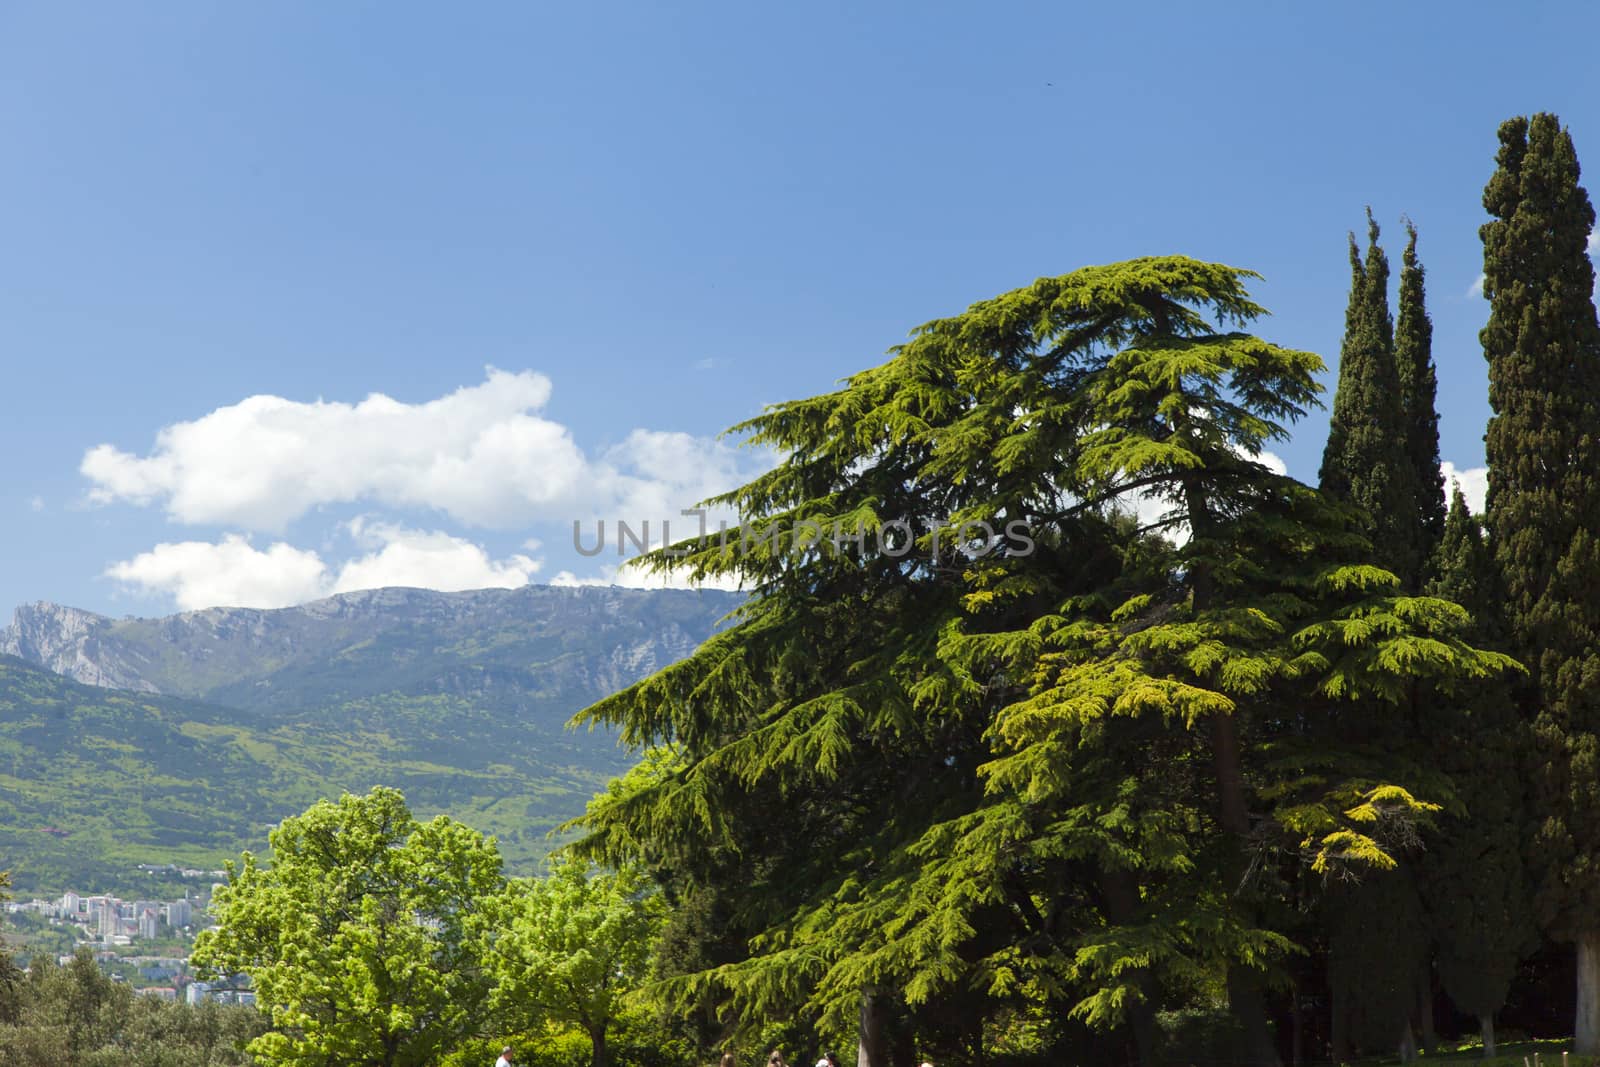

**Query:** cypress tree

left=1480, top=111, right=1600, bottom=1053
left=1394, top=220, right=1447, bottom=570
left=1417, top=486, right=1536, bottom=1059
left=1326, top=870, right=1430, bottom=1059
left=1319, top=212, right=1432, bottom=1057
left=1320, top=210, right=1424, bottom=586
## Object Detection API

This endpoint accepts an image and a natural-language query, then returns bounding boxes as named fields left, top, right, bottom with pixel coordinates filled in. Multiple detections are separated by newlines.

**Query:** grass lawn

left=1356, top=1038, right=1596, bottom=1067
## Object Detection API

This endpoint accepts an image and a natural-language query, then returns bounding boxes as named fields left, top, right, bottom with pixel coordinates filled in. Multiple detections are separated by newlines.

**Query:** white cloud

left=106, top=535, right=330, bottom=611
left=1256, top=449, right=1288, bottom=476
left=106, top=523, right=547, bottom=610
left=28, top=496, right=43, bottom=513
left=81, top=369, right=764, bottom=532
left=550, top=559, right=746, bottom=593
left=1441, top=461, right=1488, bottom=514
left=331, top=519, right=541, bottom=594
left=1468, top=273, right=1486, bottom=298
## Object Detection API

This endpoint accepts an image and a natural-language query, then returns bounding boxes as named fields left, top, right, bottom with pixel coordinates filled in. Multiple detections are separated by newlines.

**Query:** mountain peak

left=0, top=601, right=158, bottom=692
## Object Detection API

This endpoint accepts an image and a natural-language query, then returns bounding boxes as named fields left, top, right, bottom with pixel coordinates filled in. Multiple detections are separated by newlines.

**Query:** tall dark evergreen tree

left=1417, top=486, right=1536, bottom=1059
left=1480, top=111, right=1600, bottom=1053
left=1320, top=210, right=1424, bottom=587
left=1394, top=220, right=1447, bottom=571
left=1318, top=212, right=1432, bottom=1058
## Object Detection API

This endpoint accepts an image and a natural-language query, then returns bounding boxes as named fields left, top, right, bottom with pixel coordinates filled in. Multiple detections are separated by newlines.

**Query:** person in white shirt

left=495, top=1047, right=514, bottom=1067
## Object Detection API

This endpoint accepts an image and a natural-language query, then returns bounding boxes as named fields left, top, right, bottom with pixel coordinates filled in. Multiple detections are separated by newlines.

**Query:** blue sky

left=3, top=2, right=1598, bottom=617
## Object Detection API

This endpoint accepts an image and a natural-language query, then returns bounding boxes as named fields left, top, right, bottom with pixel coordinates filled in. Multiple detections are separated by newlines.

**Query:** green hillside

left=0, top=586, right=742, bottom=895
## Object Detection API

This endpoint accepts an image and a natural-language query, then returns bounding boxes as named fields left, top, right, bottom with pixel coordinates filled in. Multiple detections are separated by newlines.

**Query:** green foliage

left=192, top=787, right=504, bottom=1067
left=490, top=855, right=667, bottom=1067
left=1481, top=112, right=1600, bottom=940
left=1325, top=869, right=1429, bottom=1053
left=570, top=255, right=1512, bottom=1065
left=1417, top=488, right=1539, bottom=1030
left=1394, top=220, right=1447, bottom=559
left=0, top=948, right=264, bottom=1067
left=1320, top=209, right=1424, bottom=588
left=1315, top=209, right=1489, bottom=1057
left=0, top=586, right=736, bottom=895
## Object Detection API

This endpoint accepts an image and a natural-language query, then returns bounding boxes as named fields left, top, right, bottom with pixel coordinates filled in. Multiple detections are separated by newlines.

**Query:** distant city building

left=186, top=981, right=210, bottom=1005
left=166, top=899, right=192, bottom=927
left=138, top=907, right=159, bottom=940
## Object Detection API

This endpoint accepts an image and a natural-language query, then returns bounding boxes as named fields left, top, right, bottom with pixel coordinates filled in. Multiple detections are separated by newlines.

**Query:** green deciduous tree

left=0, top=949, right=263, bottom=1067
left=489, top=855, right=665, bottom=1067
left=1480, top=111, right=1600, bottom=1054
left=192, top=787, right=503, bottom=1067
left=573, top=257, right=1515, bottom=1067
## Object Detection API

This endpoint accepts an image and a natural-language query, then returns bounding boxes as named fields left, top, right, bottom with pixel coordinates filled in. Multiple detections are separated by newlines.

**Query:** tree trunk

left=1290, top=982, right=1303, bottom=1067
left=1330, top=978, right=1350, bottom=1065
left=1416, top=970, right=1436, bottom=1055
left=1225, top=963, right=1281, bottom=1067
left=1183, top=474, right=1278, bottom=1067
left=589, top=1023, right=608, bottom=1067
left=890, top=1011, right=916, bottom=1067
left=857, top=988, right=891, bottom=1067
left=1211, top=708, right=1280, bottom=1067
left=1577, top=930, right=1600, bottom=1055
left=1397, top=1020, right=1417, bottom=1064
left=1101, top=869, right=1160, bottom=1067
left=1479, top=1014, right=1496, bottom=1059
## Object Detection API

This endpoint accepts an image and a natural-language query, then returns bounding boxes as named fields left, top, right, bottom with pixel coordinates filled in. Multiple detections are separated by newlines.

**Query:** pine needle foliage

left=570, top=258, right=1514, bottom=1063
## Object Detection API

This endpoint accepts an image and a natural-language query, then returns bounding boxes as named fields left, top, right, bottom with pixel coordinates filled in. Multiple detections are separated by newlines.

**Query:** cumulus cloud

left=106, top=535, right=330, bottom=611
left=331, top=520, right=541, bottom=594
left=1441, top=461, right=1488, bottom=514
left=1468, top=273, right=1486, bottom=298
left=106, top=523, right=546, bottom=610
left=81, top=369, right=762, bottom=532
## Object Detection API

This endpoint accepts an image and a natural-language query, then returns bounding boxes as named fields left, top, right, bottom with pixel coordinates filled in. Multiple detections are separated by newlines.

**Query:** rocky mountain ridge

left=0, top=584, right=741, bottom=709
left=0, top=584, right=743, bottom=893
